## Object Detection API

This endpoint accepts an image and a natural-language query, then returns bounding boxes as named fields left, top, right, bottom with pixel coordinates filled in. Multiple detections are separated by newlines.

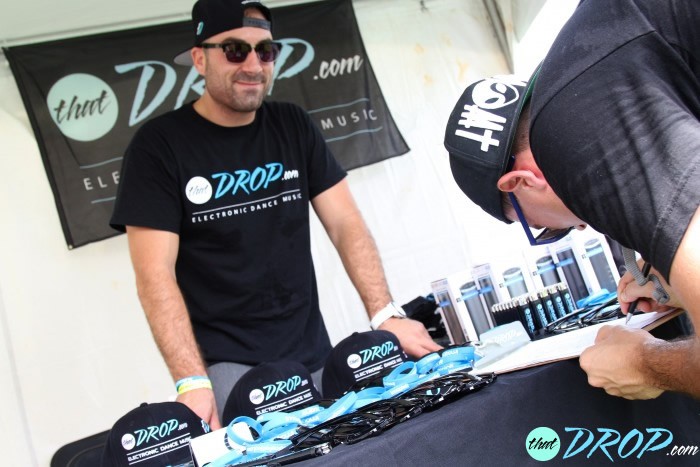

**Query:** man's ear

left=192, top=48, right=206, bottom=75
left=497, top=170, right=544, bottom=193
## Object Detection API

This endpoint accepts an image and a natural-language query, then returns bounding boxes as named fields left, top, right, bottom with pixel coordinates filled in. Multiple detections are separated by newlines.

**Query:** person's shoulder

left=531, top=0, right=656, bottom=121
left=259, top=101, right=314, bottom=130
left=126, top=103, right=196, bottom=151
left=144, top=102, right=195, bottom=128
left=132, top=103, right=195, bottom=137
left=262, top=100, right=308, bottom=116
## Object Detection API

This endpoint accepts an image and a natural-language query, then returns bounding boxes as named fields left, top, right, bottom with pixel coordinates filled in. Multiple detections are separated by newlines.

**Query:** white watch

left=370, top=302, right=407, bottom=330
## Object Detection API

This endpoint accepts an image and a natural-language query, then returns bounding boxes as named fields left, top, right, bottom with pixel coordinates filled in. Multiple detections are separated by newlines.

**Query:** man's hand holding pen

left=618, top=261, right=679, bottom=321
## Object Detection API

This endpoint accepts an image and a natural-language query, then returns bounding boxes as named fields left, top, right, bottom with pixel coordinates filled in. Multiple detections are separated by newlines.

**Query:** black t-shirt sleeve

left=530, top=0, right=700, bottom=282
left=283, top=103, right=346, bottom=199
left=109, top=121, right=183, bottom=234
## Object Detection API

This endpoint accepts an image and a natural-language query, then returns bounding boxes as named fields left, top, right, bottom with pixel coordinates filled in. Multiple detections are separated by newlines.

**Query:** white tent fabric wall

left=0, top=0, right=577, bottom=464
left=314, top=0, right=516, bottom=344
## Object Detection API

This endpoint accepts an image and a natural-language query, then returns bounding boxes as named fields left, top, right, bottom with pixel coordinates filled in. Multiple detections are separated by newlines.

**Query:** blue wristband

left=382, top=362, right=418, bottom=387
left=226, top=416, right=263, bottom=446
left=314, top=391, right=357, bottom=425
left=416, top=352, right=441, bottom=374
left=352, top=386, right=386, bottom=410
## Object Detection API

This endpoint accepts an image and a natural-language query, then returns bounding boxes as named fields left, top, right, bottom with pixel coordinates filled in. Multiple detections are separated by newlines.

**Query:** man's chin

left=231, top=96, right=265, bottom=113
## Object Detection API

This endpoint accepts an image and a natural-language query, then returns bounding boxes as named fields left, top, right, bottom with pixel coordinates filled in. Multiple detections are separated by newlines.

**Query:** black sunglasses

left=508, top=192, right=573, bottom=246
left=201, top=40, right=282, bottom=63
left=504, top=155, right=573, bottom=246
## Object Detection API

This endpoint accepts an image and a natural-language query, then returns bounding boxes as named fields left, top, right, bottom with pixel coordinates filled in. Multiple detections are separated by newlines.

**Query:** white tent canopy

left=0, top=1, right=577, bottom=464
left=0, top=0, right=546, bottom=49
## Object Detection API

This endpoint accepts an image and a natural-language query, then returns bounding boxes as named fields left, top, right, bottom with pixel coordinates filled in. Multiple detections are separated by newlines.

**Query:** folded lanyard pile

left=209, top=344, right=491, bottom=467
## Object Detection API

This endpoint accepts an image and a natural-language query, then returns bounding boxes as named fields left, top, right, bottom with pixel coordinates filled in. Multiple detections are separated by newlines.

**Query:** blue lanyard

left=207, top=416, right=294, bottom=467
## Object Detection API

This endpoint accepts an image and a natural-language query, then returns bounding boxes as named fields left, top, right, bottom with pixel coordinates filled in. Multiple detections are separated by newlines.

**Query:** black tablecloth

left=293, top=360, right=700, bottom=466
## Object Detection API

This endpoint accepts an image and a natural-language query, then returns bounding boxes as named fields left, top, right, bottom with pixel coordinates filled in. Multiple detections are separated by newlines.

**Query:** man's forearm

left=311, top=180, right=392, bottom=315
left=331, top=214, right=392, bottom=316
left=655, top=207, right=700, bottom=397
left=137, top=272, right=208, bottom=381
left=643, top=333, right=700, bottom=398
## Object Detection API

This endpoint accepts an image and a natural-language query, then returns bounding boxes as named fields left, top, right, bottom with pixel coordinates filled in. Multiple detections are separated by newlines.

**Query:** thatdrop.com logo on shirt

left=185, top=163, right=300, bottom=205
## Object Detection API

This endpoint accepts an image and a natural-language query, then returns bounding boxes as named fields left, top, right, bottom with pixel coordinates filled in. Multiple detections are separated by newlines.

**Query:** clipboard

left=471, top=309, right=683, bottom=375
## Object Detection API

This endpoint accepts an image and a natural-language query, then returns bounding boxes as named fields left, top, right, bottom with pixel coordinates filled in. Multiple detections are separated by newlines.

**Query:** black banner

left=4, top=0, right=408, bottom=249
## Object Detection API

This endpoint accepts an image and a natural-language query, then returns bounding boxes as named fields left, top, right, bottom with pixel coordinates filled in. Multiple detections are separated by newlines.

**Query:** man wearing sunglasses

left=444, top=0, right=699, bottom=400
left=111, top=0, right=440, bottom=431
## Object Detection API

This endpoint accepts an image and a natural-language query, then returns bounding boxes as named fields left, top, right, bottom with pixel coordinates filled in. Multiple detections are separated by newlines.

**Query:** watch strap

left=370, top=302, right=406, bottom=330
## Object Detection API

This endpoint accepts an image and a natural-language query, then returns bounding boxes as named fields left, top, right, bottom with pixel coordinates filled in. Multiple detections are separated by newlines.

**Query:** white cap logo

left=347, top=353, right=362, bottom=369
left=249, top=388, right=265, bottom=405
left=121, top=433, right=136, bottom=450
left=471, top=76, right=526, bottom=110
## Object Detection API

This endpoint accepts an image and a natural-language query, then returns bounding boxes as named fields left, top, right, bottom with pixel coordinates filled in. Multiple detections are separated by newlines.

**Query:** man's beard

left=228, top=85, right=266, bottom=112
left=206, top=67, right=270, bottom=113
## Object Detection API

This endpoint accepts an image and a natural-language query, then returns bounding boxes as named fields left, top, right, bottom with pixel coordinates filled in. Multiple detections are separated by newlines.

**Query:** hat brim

left=174, top=48, right=194, bottom=66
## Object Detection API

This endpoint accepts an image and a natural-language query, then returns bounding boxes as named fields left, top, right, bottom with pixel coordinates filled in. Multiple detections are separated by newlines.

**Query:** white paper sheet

left=471, top=311, right=680, bottom=375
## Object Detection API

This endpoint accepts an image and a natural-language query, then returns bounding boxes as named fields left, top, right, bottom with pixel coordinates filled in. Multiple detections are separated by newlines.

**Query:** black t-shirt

left=111, top=101, right=346, bottom=371
left=530, top=0, right=700, bottom=282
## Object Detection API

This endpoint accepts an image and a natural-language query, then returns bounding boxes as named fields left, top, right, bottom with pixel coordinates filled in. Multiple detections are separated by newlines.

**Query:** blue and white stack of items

left=489, top=282, right=619, bottom=340
left=490, top=282, right=576, bottom=339
left=431, top=231, right=621, bottom=347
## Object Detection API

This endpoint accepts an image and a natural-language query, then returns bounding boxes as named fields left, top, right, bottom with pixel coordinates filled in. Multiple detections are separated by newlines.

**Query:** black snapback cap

left=322, top=330, right=406, bottom=399
left=101, top=401, right=210, bottom=467
left=174, top=0, right=273, bottom=66
left=444, top=66, right=539, bottom=223
left=222, top=361, right=321, bottom=424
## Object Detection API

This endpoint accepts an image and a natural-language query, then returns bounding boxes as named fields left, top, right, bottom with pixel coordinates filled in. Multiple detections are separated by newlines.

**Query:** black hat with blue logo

left=444, top=67, right=539, bottom=223
left=101, top=401, right=210, bottom=466
left=222, top=361, right=322, bottom=425
left=322, top=330, right=406, bottom=399
left=174, top=0, right=273, bottom=66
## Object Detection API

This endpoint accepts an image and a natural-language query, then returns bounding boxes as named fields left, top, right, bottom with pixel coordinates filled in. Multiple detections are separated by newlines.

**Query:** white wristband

left=370, top=302, right=407, bottom=330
